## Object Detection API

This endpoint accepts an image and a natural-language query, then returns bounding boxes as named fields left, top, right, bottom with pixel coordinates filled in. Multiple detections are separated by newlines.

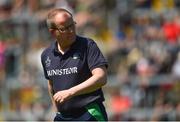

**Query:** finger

left=54, top=96, right=59, bottom=101
left=56, top=96, right=62, bottom=102
left=53, top=92, right=60, bottom=100
left=59, top=98, right=64, bottom=103
left=53, top=95, right=59, bottom=102
left=53, top=92, right=58, bottom=98
left=53, top=96, right=58, bottom=101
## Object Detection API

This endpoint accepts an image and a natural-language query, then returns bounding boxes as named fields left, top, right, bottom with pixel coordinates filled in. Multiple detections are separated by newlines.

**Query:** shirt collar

left=53, top=36, right=79, bottom=54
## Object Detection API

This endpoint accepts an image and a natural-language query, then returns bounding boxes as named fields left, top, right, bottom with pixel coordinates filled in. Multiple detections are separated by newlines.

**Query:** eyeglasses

left=54, top=21, right=76, bottom=33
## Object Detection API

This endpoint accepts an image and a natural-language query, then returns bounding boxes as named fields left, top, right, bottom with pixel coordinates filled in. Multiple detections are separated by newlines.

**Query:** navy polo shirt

left=41, top=35, right=108, bottom=112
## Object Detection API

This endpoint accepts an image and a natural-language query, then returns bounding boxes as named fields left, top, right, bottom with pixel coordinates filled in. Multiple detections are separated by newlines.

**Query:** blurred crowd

left=0, top=0, right=180, bottom=121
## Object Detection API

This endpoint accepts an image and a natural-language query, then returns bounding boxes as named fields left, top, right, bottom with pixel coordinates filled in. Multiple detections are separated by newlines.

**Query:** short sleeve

left=87, top=41, right=108, bottom=71
left=41, top=53, right=50, bottom=80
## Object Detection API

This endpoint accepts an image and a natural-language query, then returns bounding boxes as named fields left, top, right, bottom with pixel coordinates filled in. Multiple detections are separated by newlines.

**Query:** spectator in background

left=0, top=41, right=6, bottom=82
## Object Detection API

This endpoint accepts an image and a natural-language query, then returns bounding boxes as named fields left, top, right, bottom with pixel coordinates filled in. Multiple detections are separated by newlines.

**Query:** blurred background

left=0, top=0, right=180, bottom=121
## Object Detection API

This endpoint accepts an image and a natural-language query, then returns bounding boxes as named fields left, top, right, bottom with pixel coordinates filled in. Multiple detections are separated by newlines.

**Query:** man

left=41, top=8, right=108, bottom=121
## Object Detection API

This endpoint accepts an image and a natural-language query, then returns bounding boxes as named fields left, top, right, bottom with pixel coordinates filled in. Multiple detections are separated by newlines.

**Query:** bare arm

left=53, top=66, right=107, bottom=103
left=48, top=80, right=58, bottom=112
left=70, top=66, right=107, bottom=95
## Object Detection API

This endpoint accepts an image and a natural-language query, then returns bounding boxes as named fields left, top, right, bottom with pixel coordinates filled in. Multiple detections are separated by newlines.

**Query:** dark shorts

left=54, top=102, right=108, bottom=121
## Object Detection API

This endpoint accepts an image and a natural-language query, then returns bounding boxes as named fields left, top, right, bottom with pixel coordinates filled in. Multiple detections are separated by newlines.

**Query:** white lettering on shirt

left=47, top=67, right=78, bottom=76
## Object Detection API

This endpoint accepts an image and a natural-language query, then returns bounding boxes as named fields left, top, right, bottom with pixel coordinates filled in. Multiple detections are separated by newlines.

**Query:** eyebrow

left=55, top=21, right=76, bottom=30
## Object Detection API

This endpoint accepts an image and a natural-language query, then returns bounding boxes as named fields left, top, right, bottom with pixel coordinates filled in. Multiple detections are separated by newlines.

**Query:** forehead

left=54, top=12, right=73, bottom=26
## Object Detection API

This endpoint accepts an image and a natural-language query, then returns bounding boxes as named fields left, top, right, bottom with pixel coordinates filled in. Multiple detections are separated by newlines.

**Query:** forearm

left=69, top=67, right=107, bottom=97
left=52, top=67, right=107, bottom=104
left=48, top=80, right=58, bottom=112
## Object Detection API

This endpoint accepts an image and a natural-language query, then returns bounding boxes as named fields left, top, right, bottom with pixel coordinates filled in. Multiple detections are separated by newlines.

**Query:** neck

left=57, top=36, right=76, bottom=54
left=57, top=43, right=69, bottom=54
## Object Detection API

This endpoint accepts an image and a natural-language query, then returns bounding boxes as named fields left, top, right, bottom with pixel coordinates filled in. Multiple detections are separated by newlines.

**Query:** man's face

left=53, top=13, right=76, bottom=47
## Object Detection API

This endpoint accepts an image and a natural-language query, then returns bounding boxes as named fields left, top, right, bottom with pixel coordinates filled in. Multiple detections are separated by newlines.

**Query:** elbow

left=103, top=76, right=107, bottom=86
left=99, top=75, right=107, bottom=86
left=99, top=72, right=108, bottom=86
left=92, top=67, right=107, bottom=86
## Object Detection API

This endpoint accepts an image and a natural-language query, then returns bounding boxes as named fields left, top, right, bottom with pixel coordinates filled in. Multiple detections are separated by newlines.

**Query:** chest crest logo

left=45, top=56, right=51, bottom=67
left=72, top=52, right=81, bottom=59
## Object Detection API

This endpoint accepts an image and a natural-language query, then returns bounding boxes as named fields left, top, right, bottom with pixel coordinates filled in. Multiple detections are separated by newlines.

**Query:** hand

left=53, top=89, right=73, bottom=104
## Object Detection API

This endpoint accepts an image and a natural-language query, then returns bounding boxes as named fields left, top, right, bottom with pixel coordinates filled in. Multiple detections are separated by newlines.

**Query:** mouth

left=67, top=34, right=75, bottom=39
